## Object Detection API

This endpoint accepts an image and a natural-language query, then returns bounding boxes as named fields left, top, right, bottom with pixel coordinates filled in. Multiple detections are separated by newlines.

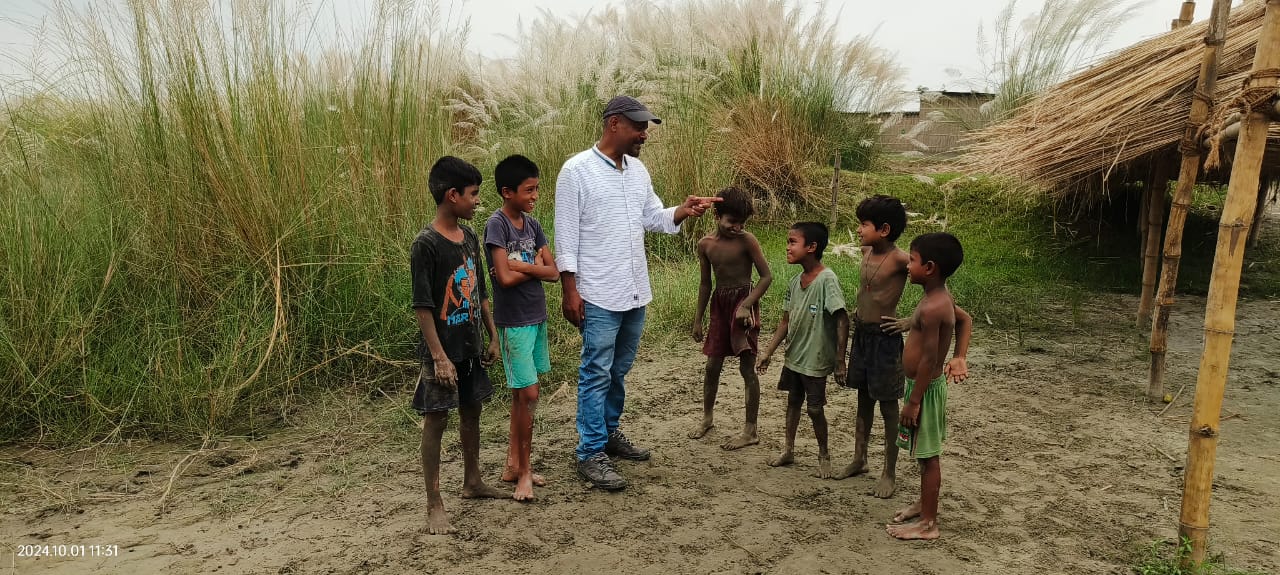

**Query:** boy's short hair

left=910, top=232, right=964, bottom=279
left=855, top=194, right=908, bottom=242
left=791, top=221, right=829, bottom=260
left=713, top=186, right=754, bottom=220
left=428, top=156, right=482, bottom=205
left=495, top=154, right=540, bottom=195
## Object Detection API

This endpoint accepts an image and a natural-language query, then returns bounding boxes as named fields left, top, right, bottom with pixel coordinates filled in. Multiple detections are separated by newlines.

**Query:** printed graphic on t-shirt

left=442, top=257, right=478, bottom=326
left=507, top=237, right=537, bottom=263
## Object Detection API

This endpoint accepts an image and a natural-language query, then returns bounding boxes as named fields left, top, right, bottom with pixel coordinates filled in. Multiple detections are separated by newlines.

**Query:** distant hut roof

left=962, top=1, right=1279, bottom=201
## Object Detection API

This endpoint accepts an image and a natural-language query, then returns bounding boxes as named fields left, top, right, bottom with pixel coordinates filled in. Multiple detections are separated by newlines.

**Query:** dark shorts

left=702, top=285, right=760, bottom=358
left=777, top=367, right=827, bottom=407
left=845, top=319, right=905, bottom=401
left=411, top=357, right=494, bottom=414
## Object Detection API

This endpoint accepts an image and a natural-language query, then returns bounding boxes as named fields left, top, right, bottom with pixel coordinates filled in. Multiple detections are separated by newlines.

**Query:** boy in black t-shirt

left=410, top=156, right=504, bottom=535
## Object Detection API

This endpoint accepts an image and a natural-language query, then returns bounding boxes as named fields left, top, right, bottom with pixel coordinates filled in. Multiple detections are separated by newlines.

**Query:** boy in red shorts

left=689, top=187, right=772, bottom=450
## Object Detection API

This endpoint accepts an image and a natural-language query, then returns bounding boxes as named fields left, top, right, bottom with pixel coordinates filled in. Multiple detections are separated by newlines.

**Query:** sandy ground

left=2, top=294, right=1278, bottom=575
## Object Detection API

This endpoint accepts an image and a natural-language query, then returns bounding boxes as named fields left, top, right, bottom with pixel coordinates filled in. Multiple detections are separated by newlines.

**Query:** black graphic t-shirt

left=411, top=224, right=487, bottom=363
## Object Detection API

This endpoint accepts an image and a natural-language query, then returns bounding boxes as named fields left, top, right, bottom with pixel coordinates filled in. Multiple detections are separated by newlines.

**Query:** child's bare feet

left=833, top=458, right=868, bottom=480
left=886, top=519, right=939, bottom=540
left=872, top=472, right=896, bottom=498
left=513, top=475, right=535, bottom=502
left=687, top=418, right=714, bottom=439
left=501, top=468, right=546, bottom=487
left=721, top=431, right=758, bottom=450
left=427, top=501, right=455, bottom=535
left=890, top=500, right=922, bottom=524
left=767, top=449, right=794, bottom=467
left=812, top=454, right=833, bottom=479
left=460, top=481, right=506, bottom=499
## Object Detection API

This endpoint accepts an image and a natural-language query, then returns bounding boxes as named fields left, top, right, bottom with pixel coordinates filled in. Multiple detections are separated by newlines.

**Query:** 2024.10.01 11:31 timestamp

left=16, top=544, right=119, bottom=558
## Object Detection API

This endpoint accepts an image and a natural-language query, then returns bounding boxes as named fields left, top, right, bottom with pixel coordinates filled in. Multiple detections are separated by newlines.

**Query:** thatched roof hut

left=962, top=1, right=1280, bottom=203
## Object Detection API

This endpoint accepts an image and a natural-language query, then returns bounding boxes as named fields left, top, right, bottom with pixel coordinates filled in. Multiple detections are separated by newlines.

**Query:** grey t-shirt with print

left=484, top=210, right=549, bottom=328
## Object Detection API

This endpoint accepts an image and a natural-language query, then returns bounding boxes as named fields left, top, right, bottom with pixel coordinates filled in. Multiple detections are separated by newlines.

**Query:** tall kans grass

left=0, top=0, right=904, bottom=442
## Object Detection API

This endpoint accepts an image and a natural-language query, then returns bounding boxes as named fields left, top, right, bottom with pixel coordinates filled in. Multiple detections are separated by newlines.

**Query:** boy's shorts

left=896, top=375, right=947, bottom=459
left=499, top=322, right=550, bottom=389
left=412, top=357, right=493, bottom=414
left=777, top=367, right=827, bottom=407
left=845, top=319, right=905, bottom=401
left=702, top=285, right=759, bottom=358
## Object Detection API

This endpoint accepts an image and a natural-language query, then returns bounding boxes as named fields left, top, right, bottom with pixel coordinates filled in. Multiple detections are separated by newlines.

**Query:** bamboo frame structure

left=1178, top=0, right=1280, bottom=565
left=1149, top=0, right=1234, bottom=403
left=1138, top=161, right=1172, bottom=326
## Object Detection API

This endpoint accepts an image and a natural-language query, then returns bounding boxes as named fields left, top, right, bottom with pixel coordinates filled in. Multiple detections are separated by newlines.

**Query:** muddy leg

left=458, top=401, right=504, bottom=499
left=872, top=400, right=900, bottom=498
left=808, top=403, right=832, bottom=478
left=421, top=412, right=454, bottom=534
left=768, top=391, right=803, bottom=467
left=836, top=389, right=874, bottom=479
left=723, top=354, right=760, bottom=450
left=689, top=356, right=723, bottom=439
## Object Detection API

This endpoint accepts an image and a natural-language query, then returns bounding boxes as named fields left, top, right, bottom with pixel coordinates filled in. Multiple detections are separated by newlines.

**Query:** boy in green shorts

left=886, top=232, right=972, bottom=540
left=484, top=155, right=560, bottom=501
left=756, top=222, right=848, bottom=478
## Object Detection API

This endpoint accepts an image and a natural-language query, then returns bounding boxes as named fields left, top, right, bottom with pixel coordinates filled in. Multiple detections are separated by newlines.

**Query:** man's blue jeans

left=575, top=301, right=646, bottom=461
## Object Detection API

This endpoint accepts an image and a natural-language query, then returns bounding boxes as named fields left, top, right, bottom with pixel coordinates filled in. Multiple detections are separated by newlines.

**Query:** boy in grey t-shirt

left=484, top=155, right=559, bottom=501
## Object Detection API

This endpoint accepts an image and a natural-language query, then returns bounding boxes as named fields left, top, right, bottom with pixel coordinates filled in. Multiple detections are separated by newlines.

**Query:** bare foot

left=687, top=419, right=714, bottom=439
left=513, top=475, right=535, bottom=502
left=871, top=472, right=896, bottom=498
left=812, top=454, right=833, bottom=479
left=460, top=482, right=506, bottom=499
left=886, top=519, right=939, bottom=540
left=833, top=459, right=868, bottom=480
left=427, top=502, right=455, bottom=535
left=767, top=450, right=794, bottom=467
left=501, top=468, right=546, bottom=486
left=891, top=500, right=922, bottom=524
left=721, top=433, right=759, bottom=450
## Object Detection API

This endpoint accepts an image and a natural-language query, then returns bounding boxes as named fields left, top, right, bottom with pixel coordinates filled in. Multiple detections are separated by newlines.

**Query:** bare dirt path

left=3, top=295, right=1278, bottom=574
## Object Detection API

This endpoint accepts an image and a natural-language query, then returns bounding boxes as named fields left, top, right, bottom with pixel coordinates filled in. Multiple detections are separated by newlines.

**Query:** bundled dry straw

left=962, top=1, right=1279, bottom=201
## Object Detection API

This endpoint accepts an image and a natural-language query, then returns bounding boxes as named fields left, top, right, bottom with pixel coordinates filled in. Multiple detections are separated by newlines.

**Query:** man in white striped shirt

left=555, top=95, right=719, bottom=490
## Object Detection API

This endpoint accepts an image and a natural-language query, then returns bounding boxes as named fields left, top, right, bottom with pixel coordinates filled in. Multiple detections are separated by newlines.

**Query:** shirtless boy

left=834, top=195, right=909, bottom=498
left=689, top=187, right=772, bottom=450
left=886, top=232, right=972, bottom=541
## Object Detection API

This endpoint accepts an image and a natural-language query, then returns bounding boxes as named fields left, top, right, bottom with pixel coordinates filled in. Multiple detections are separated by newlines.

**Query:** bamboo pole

left=1149, top=0, right=1233, bottom=403
left=1247, top=178, right=1272, bottom=246
left=1173, top=1, right=1196, bottom=30
left=1178, top=0, right=1280, bottom=565
left=830, top=152, right=841, bottom=228
left=1138, top=161, right=1172, bottom=326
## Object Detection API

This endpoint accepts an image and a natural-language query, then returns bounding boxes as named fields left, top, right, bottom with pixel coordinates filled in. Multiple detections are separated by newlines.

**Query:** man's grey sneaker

left=577, top=453, right=626, bottom=490
left=605, top=430, right=651, bottom=461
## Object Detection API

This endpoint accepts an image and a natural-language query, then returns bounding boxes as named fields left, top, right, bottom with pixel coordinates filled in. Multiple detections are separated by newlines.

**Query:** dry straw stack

left=962, top=1, right=1277, bottom=202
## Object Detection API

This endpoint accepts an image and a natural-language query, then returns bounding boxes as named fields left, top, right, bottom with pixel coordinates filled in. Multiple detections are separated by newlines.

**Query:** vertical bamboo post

left=1247, top=178, right=1272, bottom=246
left=1179, top=0, right=1280, bottom=565
left=830, top=152, right=841, bottom=228
left=1149, top=0, right=1233, bottom=403
left=1138, top=160, right=1171, bottom=326
left=1173, top=1, right=1196, bottom=30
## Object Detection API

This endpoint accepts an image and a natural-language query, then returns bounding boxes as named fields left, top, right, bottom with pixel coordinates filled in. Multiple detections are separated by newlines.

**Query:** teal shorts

left=896, top=375, right=947, bottom=459
left=499, top=322, right=550, bottom=389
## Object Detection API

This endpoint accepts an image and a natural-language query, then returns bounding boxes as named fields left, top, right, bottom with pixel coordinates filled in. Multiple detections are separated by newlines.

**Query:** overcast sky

left=0, top=0, right=1180, bottom=91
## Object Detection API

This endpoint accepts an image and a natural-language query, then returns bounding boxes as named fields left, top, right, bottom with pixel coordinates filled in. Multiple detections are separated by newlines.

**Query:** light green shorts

left=499, top=322, right=550, bottom=389
left=896, top=375, right=947, bottom=459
